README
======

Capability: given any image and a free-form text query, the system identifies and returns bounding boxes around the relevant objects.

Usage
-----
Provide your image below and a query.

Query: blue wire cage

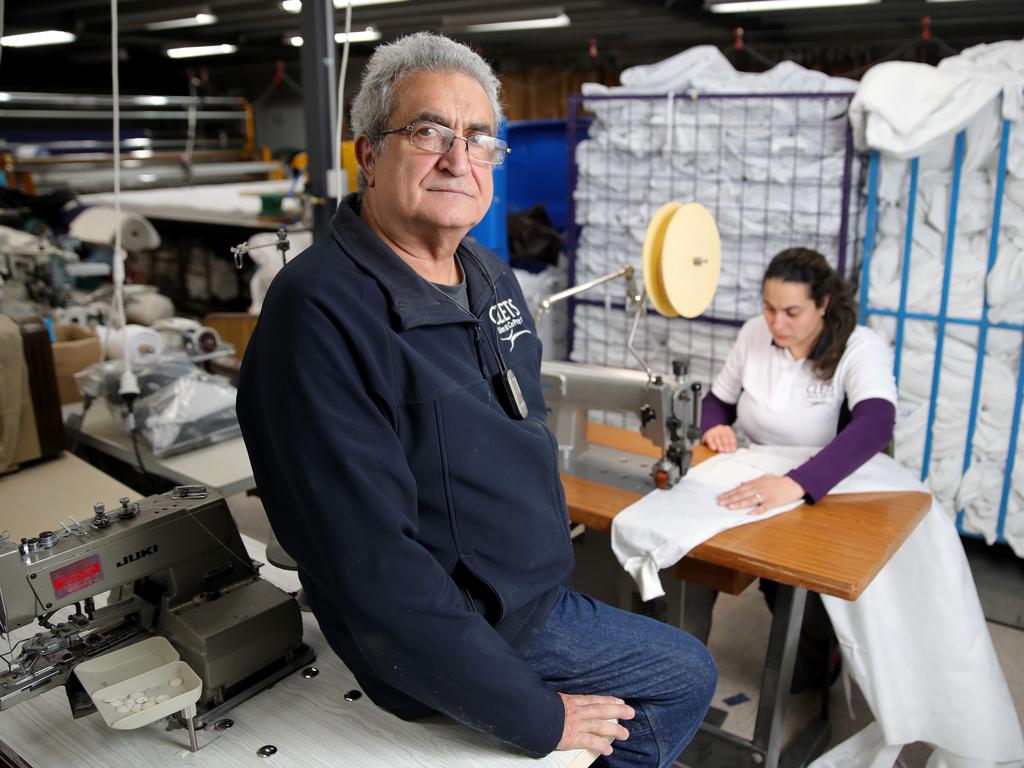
[858,101,1023,550]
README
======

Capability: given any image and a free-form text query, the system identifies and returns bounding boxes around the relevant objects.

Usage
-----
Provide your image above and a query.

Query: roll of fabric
[96,324,164,363]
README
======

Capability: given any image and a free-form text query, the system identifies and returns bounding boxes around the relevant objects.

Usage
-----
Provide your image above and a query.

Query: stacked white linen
[571,46,860,406]
[851,39,1024,554]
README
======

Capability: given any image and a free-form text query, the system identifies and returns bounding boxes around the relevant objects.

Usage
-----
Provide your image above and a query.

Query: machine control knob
[91,502,111,530]
[117,497,138,520]
[23,537,40,554]
[37,531,57,549]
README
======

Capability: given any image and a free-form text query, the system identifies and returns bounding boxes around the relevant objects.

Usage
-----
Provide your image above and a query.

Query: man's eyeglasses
[379,121,511,166]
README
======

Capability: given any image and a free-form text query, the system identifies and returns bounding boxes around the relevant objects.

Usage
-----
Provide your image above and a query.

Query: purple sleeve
[700,390,737,435]
[786,398,896,503]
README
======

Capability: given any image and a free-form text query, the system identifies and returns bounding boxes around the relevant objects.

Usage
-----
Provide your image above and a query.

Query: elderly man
[237,32,714,767]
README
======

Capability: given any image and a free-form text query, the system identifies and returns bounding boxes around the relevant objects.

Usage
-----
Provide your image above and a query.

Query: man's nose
[437,136,472,174]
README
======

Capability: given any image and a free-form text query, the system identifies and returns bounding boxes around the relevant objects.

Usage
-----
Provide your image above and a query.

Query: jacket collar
[330,193,506,330]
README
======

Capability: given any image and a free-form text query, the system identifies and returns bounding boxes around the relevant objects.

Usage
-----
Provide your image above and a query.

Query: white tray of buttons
[74,637,202,730]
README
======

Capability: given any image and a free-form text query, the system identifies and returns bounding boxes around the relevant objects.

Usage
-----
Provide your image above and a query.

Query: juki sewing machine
[0,488,313,730]
[537,202,722,490]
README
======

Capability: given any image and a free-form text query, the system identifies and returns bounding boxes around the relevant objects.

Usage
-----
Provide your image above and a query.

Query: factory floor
[227,492,1024,767]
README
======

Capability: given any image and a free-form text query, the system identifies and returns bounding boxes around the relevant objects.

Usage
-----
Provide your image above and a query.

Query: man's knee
[676,633,717,708]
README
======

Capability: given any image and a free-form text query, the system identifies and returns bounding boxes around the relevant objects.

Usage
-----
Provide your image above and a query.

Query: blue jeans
[518,587,716,768]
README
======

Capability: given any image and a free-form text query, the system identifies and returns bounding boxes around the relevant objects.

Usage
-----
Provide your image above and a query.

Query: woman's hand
[701,425,738,453]
[717,474,806,515]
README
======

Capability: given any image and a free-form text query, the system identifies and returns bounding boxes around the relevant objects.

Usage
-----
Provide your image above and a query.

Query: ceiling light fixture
[444,8,571,33]
[166,43,237,58]
[289,26,382,46]
[281,0,407,13]
[0,30,77,47]
[707,0,878,11]
[145,13,217,31]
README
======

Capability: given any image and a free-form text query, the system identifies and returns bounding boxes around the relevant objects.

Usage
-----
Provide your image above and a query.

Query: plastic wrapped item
[135,367,239,456]
[74,354,196,407]
[73,352,240,456]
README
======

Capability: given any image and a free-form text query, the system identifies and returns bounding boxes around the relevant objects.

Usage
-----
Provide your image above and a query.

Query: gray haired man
[237,32,715,767]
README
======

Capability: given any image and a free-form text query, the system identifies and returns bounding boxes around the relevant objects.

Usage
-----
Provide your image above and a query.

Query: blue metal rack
[858,115,1024,546]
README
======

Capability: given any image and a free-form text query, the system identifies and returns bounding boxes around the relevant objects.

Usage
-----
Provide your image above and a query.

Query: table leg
[751,584,805,767]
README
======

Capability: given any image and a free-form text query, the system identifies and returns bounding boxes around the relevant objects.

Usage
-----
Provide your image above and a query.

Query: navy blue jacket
[236,195,574,756]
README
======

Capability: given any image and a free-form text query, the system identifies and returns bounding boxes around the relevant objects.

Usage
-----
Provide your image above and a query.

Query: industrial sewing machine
[541,359,703,489]
[0,488,313,731]
[537,202,721,490]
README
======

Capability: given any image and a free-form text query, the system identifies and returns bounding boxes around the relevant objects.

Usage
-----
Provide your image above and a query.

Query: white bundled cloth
[851,40,1024,551]
[611,446,1024,768]
[571,45,860,434]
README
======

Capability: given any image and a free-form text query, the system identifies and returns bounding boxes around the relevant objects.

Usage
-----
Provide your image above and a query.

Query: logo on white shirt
[488,298,532,352]
[805,380,837,405]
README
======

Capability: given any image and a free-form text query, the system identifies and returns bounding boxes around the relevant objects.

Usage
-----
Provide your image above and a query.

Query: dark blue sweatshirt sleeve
[786,398,896,503]
[236,279,564,756]
[700,390,737,435]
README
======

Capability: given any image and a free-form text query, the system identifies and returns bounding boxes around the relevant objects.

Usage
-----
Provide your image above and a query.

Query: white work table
[0,502,596,768]
[63,403,255,497]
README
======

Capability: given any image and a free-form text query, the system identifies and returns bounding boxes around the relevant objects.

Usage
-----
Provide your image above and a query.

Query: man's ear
[354,134,376,188]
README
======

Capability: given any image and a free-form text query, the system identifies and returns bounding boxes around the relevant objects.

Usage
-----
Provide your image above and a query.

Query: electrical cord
[333,0,353,205]
[67,394,94,455]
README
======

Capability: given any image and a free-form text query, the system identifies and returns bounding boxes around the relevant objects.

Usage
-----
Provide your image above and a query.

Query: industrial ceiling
[2,0,1022,98]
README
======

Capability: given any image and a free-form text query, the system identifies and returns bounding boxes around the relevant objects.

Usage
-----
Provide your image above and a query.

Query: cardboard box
[52,324,102,404]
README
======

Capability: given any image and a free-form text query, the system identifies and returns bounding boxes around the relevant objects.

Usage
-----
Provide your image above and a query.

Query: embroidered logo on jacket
[488,299,533,351]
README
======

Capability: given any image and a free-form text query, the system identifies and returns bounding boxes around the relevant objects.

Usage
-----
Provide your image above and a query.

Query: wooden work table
[561,422,931,600]
[560,422,932,768]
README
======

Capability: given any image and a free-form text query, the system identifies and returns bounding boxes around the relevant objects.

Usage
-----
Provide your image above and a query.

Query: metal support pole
[300,0,336,240]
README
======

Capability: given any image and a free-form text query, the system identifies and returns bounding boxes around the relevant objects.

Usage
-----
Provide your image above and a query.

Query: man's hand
[556,693,634,756]
[717,473,806,515]
[701,425,738,453]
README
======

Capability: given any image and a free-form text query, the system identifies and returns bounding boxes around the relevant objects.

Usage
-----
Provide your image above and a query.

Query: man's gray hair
[349,32,504,188]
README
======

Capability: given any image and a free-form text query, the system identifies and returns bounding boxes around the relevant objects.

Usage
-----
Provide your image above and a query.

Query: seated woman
[692,247,1023,765]
[698,246,897,690]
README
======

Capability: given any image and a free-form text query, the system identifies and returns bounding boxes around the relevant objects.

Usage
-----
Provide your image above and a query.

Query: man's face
[363,70,495,237]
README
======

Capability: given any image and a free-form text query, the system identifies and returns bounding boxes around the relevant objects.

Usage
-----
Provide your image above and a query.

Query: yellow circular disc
[642,201,682,318]
[660,203,721,319]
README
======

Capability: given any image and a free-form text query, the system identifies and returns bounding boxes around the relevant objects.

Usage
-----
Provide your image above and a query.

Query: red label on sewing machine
[50,555,103,599]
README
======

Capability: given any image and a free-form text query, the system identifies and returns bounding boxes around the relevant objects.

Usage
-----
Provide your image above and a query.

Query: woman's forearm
[786,398,896,503]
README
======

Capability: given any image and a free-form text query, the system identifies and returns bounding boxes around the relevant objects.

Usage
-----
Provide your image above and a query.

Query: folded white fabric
[611,447,810,600]
[849,61,1003,159]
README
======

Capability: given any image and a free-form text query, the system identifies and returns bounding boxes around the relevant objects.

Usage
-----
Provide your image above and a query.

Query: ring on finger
[753,492,762,502]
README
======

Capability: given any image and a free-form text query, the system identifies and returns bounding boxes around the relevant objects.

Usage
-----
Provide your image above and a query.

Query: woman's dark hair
[763,247,857,381]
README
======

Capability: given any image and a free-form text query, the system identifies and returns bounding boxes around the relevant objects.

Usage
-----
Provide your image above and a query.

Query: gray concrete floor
[226,492,1024,767]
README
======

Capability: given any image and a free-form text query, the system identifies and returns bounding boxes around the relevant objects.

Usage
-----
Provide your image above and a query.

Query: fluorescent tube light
[1,30,77,47]
[708,0,877,11]
[145,13,217,31]
[166,43,237,59]
[462,13,570,33]
[289,27,381,46]
[281,0,407,12]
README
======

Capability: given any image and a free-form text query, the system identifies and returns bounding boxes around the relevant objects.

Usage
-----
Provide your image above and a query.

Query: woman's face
[762,278,827,358]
